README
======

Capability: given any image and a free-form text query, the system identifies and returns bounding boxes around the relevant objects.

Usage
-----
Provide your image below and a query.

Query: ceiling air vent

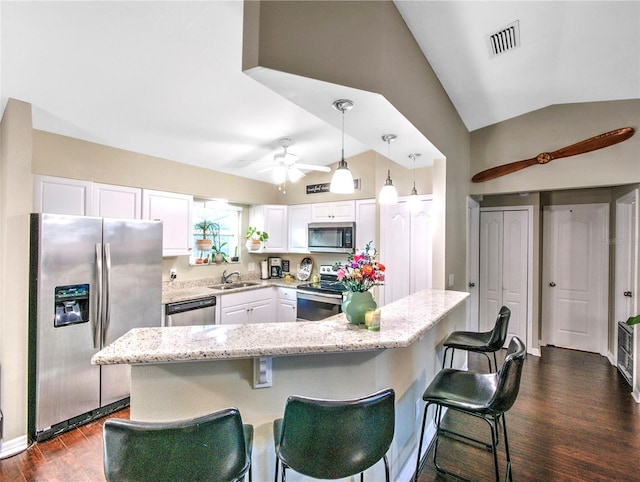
[488,20,520,57]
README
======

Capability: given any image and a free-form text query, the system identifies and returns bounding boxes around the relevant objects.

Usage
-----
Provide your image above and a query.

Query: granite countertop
[162,276,304,304]
[93,289,469,365]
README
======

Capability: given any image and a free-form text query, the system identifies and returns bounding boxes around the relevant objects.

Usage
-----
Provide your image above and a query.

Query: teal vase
[342,291,377,325]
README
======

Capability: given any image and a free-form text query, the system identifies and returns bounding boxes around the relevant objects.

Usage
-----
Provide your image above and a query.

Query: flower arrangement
[333,241,385,292]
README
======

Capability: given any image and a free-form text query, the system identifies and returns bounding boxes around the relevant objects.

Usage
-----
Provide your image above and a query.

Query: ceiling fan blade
[471,127,635,183]
[294,163,331,172]
[287,167,306,182]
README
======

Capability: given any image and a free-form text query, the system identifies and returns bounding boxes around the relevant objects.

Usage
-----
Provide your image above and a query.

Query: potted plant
[194,220,214,253]
[627,314,640,326]
[210,222,230,264]
[245,226,269,251]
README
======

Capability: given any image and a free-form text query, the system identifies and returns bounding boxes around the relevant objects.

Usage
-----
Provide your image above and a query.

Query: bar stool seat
[273,388,395,481]
[415,336,526,482]
[442,306,511,372]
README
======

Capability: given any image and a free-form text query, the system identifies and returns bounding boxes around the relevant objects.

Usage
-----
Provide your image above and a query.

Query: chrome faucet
[221,270,241,284]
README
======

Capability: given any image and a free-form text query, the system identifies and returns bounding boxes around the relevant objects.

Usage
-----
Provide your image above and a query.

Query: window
[191,199,242,265]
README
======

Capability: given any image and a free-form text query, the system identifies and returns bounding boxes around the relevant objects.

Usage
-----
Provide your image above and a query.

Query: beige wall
[244,0,471,294]
[470,100,640,196]
[0,99,34,444]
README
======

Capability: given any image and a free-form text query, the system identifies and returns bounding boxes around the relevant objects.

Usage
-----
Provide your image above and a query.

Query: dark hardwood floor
[416,346,640,482]
[1,346,638,481]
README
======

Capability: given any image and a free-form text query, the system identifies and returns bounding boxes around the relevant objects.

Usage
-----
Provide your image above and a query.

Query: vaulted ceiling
[2,1,637,183]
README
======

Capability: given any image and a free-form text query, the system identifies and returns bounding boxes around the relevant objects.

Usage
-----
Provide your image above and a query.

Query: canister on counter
[365,309,381,331]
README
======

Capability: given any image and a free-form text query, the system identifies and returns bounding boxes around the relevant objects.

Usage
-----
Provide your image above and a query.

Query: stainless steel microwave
[308,222,355,253]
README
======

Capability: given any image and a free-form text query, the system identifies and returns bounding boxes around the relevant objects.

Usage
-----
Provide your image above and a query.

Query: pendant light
[329,99,355,194]
[379,134,398,204]
[407,153,422,212]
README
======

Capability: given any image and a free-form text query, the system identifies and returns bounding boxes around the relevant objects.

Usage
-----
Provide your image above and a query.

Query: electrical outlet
[448,273,455,287]
[169,268,177,280]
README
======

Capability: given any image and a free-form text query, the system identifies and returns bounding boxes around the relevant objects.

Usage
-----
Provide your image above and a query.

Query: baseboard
[0,435,30,459]
[529,347,541,357]
[395,410,440,481]
[607,350,616,366]
[632,388,640,403]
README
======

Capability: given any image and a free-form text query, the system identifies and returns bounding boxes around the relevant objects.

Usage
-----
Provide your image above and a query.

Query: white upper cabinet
[93,183,142,219]
[310,201,355,223]
[250,205,288,253]
[142,189,193,257]
[288,204,311,253]
[33,175,92,215]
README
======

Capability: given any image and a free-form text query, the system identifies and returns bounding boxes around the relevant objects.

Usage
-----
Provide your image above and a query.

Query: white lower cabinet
[275,287,297,322]
[219,288,275,324]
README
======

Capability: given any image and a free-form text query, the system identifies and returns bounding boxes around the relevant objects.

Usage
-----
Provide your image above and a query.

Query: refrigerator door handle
[94,243,103,349]
[103,243,112,346]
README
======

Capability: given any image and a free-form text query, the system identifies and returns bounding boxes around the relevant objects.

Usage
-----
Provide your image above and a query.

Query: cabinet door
[311,201,355,223]
[288,204,311,253]
[249,298,275,323]
[33,175,92,215]
[355,199,376,250]
[220,304,250,325]
[93,183,142,219]
[142,189,193,256]
[331,201,356,222]
[250,205,288,253]
[276,299,297,322]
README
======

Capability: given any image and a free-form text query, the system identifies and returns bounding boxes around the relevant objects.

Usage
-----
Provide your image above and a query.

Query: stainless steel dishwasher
[165,296,216,326]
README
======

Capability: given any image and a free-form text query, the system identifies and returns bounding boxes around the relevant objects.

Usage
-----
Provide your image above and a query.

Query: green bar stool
[273,388,395,482]
[442,306,511,372]
[415,336,526,482]
[103,407,253,482]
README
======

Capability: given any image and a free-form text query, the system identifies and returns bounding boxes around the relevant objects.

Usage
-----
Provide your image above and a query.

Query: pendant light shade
[329,99,355,194]
[379,134,398,204]
[407,153,422,212]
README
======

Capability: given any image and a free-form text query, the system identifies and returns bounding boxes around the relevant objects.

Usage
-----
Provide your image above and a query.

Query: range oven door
[296,290,343,321]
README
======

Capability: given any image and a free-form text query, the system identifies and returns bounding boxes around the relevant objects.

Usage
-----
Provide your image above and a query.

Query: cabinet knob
[549,282,556,287]
[468,282,475,288]
[624,291,633,297]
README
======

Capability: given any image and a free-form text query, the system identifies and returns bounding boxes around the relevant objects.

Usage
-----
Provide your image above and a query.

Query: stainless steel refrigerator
[28,213,162,441]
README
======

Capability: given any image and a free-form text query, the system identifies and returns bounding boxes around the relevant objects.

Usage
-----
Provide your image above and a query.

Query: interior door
[544,204,609,354]
[615,190,638,345]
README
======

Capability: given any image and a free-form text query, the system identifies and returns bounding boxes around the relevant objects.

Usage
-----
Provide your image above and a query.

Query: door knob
[469,282,475,288]
[624,291,633,297]
[549,282,556,287]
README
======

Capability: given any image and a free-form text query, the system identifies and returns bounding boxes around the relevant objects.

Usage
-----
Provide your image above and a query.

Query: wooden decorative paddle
[471,127,635,182]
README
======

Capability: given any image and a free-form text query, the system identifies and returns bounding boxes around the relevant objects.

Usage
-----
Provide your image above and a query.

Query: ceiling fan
[471,127,635,182]
[259,138,331,184]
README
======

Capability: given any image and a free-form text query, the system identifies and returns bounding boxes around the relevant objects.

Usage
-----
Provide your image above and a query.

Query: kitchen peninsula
[93,288,468,481]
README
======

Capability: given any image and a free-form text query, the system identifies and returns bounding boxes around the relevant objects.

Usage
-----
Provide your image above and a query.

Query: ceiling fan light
[273,166,287,184]
[330,160,355,194]
[287,167,305,182]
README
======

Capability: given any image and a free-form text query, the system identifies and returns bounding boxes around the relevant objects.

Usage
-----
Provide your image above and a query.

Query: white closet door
[380,203,411,305]
[479,211,504,332]
[410,199,433,293]
[502,210,529,344]
[479,209,529,346]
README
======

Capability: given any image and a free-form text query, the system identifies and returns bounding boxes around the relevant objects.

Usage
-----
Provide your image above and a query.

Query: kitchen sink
[208,281,262,290]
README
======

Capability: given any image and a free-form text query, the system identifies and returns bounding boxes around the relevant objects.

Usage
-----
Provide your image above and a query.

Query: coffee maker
[268,257,282,278]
